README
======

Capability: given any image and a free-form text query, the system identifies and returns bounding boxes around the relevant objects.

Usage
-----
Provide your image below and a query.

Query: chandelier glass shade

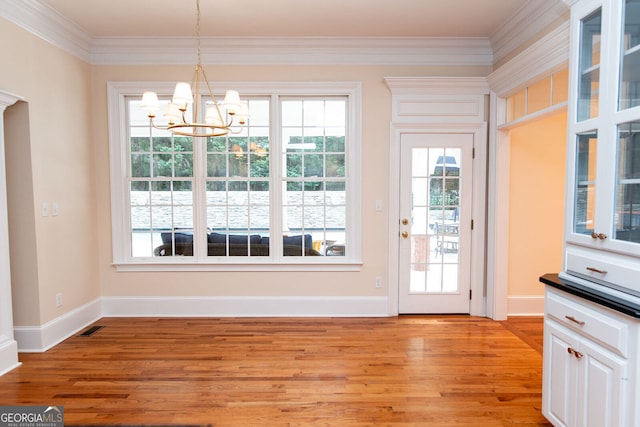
[139,0,249,137]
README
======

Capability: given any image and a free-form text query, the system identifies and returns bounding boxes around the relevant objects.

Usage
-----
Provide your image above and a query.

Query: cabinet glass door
[575,131,598,236]
[578,9,602,121]
[615,121,640,243]
[619,0,640,110]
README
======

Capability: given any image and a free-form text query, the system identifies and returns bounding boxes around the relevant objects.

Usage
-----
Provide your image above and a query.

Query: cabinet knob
[567,347,584,359]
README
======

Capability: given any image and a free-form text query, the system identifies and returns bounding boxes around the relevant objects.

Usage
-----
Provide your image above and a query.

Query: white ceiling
[41,0,530,38]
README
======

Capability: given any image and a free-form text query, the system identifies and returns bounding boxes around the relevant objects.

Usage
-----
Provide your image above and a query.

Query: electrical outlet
[375,276,383,288]
[55,293,63,307]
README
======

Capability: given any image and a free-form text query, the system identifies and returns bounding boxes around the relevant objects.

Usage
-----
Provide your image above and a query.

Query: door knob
[401,231,409,238]
[401,218,409,225]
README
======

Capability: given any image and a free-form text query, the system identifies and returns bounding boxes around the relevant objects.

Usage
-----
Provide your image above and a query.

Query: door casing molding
[385,77,489,316]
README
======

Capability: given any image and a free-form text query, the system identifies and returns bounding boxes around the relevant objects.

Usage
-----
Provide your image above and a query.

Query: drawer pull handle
[565,315,585,326]
[586,266,608,275]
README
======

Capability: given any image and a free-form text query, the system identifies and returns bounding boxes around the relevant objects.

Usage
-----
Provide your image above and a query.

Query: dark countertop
[540,273,640,318]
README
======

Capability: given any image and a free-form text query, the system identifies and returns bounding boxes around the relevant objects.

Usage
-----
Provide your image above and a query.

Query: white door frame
[387,123,487,316]
[384,77,490,317]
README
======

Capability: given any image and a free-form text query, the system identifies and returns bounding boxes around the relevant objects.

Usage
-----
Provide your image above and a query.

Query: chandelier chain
[196,0,202,65]
[139,0,248,137]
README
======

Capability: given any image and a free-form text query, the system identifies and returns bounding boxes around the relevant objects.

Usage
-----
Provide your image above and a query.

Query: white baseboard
[12,296,388,353]
[14,298,102,352]
[102,296,390,317]
[507,295,545,316]
[0,338,20,375]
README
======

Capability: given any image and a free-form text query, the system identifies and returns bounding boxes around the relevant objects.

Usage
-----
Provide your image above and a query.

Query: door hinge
[472,147,475,159]
[471,219,474,230]
[469,289,472,300]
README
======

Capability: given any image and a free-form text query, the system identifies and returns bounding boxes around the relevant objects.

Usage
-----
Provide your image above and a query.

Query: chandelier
[139,0,249,137]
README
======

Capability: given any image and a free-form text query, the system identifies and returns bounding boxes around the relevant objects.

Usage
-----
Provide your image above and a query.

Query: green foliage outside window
[130,134,345,192]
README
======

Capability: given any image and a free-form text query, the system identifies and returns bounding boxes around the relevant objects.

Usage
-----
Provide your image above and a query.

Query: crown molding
[0,0,92,60]
[90,36,493,66]
[1,0,494,66]
[490,0,569,64]
[5,0,575,68]
[488,20,569,97]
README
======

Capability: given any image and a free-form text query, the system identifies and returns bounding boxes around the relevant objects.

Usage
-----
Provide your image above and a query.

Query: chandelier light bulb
[164,103,182,124]
[223,90,241,114]
[173,82,194,106]
[140,92,160,113]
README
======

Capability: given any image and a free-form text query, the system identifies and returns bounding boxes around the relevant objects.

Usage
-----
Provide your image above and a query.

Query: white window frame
[107,81,362,271]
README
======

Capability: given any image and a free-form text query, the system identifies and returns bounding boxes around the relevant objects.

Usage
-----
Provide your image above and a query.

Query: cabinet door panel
[544,321,577,427]
[577,339,628,427]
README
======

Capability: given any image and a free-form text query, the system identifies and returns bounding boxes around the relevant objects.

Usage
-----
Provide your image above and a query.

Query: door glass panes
[574,131,598,236]
[410,148,461,293]
[578,9,602,121]
[620,0,640,110]
[614,121,640,243]
[206,99,270,256]
[282,98,347,257]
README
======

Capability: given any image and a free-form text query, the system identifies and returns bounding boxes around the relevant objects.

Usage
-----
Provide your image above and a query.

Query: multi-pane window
[282,99,347,257]
[109,82,360,267]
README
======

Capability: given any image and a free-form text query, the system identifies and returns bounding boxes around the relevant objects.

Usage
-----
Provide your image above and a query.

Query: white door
[398,132,473,313]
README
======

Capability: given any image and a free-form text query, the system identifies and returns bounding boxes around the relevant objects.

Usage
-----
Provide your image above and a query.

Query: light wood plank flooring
[0,316,550,426]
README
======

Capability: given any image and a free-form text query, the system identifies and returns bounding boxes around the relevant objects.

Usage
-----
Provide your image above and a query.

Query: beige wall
[508,111,567,297]
[91,64,490,298]
[0,18,99,325]
[2,12,565,324]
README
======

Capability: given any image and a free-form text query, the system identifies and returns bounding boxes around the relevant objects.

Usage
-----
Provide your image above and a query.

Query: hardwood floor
[500,316,544,355]
[0,316,550,426]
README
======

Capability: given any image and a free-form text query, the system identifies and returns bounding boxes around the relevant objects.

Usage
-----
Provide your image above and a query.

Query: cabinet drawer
[565,246,640,297]
[546,288,629,357]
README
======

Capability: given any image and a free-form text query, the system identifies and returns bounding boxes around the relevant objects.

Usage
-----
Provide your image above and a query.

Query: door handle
[401,231,409,238]
[401,218,409,225]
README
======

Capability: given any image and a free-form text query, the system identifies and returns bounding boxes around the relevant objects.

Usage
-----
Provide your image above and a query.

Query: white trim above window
[107,81,362,271]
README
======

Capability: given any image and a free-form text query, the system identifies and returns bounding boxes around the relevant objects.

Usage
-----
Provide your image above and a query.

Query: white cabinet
[564,0,640,290]
[545,0,640,424]
[543,287,635,427]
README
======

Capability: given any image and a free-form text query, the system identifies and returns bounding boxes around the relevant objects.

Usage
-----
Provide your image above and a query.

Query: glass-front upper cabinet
[615,121,640,244]
[619,0,640,110]
[567,0,640,255]
[578,8,602,121]
[574,131,598,237]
